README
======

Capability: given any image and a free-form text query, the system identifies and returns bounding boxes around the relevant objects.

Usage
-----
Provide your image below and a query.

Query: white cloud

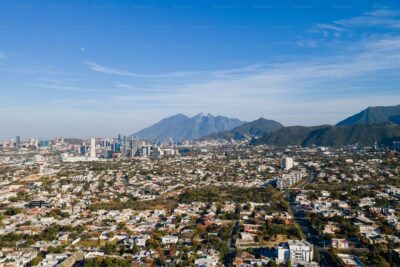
[84,61,195,78]
[366,8,400,17]
[32,83,106,92]
[309,23,347,37]
[4,8,400,138]
[309,8,400,39]
[97,34,400,126]
[38,78,80,83]
[336,8,400,28]
[115,83,143,90]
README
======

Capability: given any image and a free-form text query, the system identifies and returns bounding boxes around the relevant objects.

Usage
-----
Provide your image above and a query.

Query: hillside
[202,118,283,141]
[252,123,400,146]
[337,105,400,126]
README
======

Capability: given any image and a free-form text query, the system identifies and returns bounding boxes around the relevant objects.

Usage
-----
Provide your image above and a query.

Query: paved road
[290,193,337,267]
[223,218,240,265]
[228,220,240,252]
[288,169,338,267]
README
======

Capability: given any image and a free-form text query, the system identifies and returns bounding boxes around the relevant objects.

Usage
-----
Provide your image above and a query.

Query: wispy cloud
[38,78,80,83]
[212,64,264,76]
[32,83,105,92]
[336,7,400,28]
[115,82,168,94]
[309,7,400,39]
[82,35,400,118]
[115,83,141,90]
[84,61,195,78]
[21,7,400,130]
[308,23,347,37]
[100,31,400,126]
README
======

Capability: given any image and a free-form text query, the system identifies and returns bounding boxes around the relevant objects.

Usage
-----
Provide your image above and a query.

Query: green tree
[30,255,43,266]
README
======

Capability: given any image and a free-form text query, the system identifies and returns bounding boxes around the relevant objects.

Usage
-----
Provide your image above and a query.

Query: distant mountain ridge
[252,123,400,147]
[202,118,284,141]
[129,104,400,146]
[250,104,400,147]
[337,105,400,126]
[130,113,245,141]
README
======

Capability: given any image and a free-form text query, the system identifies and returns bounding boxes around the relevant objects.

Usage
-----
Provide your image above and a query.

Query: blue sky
[1,0,400,139]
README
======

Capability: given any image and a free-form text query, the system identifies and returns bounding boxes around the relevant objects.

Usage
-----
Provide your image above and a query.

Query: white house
[195,255,219,266]
[135,235,150,247]
[161,235,179,245]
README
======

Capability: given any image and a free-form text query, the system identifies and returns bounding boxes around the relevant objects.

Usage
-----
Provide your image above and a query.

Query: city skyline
[1,0,400,138]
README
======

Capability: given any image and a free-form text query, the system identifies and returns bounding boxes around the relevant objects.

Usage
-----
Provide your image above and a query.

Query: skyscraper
[90,138,96,159]
[39,140,49,147]
[281,157,294,171]
[15,135,21,146]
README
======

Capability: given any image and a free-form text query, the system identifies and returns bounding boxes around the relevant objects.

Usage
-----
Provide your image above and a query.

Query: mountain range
[251,105,400,147]
[130,104,400,146]
[130,113,244,141]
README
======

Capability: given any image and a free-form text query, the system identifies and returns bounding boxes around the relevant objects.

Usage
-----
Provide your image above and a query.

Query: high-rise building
[39,140,50,147]
[90,138,96,159]
[80,145,87,155]
[276,171,305,190]
[15,135,21,146]
[101,139,109,147]
[281,157,294,171]
[29,138,36,146]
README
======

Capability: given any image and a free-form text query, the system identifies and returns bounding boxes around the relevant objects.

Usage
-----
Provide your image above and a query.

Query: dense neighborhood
[0,138,399,266]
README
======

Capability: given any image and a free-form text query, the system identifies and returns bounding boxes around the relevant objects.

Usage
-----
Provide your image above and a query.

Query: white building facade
[276,171,306,190]
[281,157,294,171]
[90,138,96,159]
[277,240,313,263]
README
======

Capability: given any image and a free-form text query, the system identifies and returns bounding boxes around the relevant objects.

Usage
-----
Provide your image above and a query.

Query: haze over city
[1,0,400,138]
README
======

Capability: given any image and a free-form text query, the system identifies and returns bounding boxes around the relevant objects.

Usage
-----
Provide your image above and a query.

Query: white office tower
[90,138,96,159]
[29,138,34,146]
[281,157,294,171]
